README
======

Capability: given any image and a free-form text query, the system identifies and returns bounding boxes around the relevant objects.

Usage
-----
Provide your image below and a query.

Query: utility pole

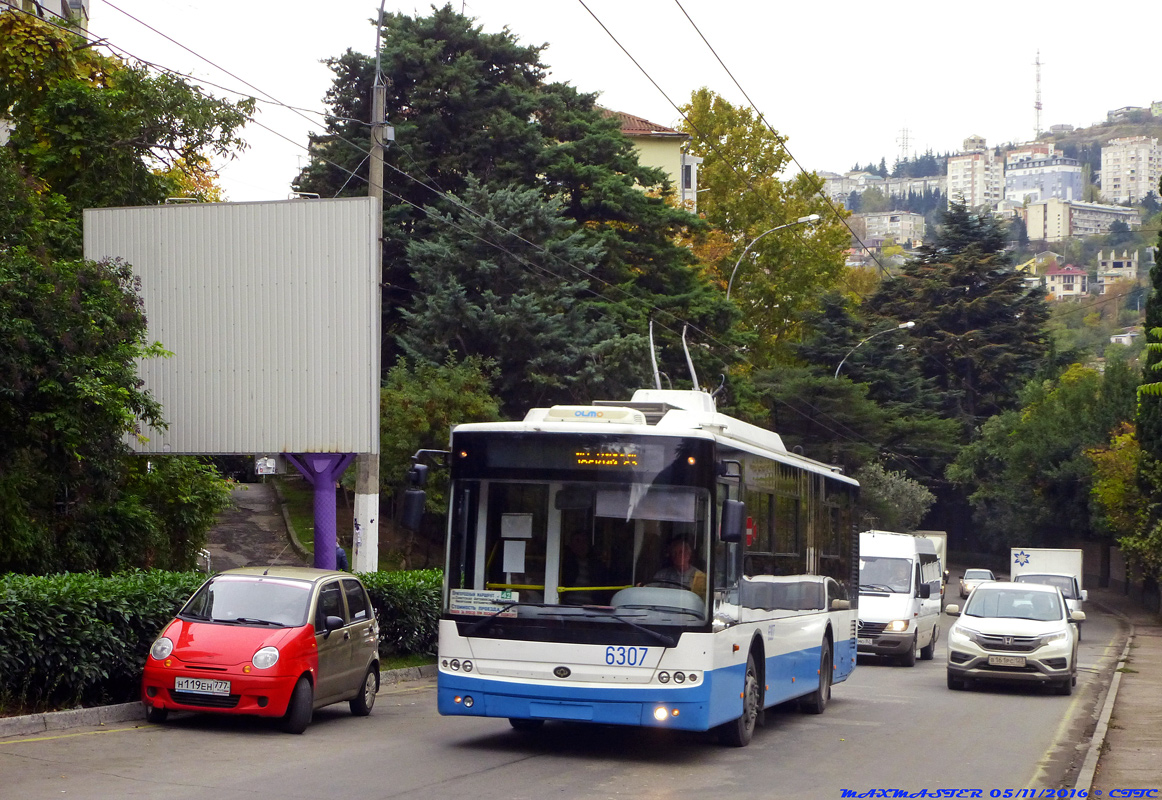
[354,5,390,573]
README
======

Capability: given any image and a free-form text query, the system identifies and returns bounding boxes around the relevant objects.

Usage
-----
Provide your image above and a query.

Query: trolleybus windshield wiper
[581,606,678,647]
[462,602,679,646]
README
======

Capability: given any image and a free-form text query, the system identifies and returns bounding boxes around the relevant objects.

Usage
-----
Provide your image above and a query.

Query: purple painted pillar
[285,453,355,570]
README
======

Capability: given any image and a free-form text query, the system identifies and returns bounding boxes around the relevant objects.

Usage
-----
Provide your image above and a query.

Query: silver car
[959,568,996,598]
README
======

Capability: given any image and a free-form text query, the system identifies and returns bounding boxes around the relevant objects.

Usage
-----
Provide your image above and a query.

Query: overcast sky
[87,0,1162,203]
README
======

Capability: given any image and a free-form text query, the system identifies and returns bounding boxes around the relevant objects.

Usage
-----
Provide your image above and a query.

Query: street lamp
[725,214,822,299]
[834,321,916,379]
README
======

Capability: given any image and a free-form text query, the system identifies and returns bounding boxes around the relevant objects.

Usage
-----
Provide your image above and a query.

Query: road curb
[0,663,437,739]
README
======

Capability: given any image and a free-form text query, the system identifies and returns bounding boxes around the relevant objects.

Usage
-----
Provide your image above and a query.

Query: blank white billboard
[83,197,380,455]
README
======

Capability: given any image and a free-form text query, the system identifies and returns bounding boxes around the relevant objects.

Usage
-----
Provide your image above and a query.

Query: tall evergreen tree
[397,180,649,415]
[295,5,732,384]
[868,201,1051,431]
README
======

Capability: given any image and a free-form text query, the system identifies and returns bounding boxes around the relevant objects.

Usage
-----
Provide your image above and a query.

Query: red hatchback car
[142,567,380,733]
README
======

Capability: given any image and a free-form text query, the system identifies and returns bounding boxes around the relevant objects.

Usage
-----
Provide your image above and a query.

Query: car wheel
[281,677,314,734]
[799,639,832,714]
[947,671,965,691]
[899,635,918,667]
[509,718,545,731]
[144,704,168,724]
[719,652,760,747]
[350,666,378,716]
[920,627,937,661]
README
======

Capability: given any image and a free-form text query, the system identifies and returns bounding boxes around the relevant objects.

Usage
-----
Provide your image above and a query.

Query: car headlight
[252,646,280,670]
[1039,631,1068,647]
[884,619,910,633]
[949,625,979,646]
[150,637,174,660]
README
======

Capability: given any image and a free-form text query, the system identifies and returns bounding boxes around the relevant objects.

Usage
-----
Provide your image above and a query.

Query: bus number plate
[605,646,647,666]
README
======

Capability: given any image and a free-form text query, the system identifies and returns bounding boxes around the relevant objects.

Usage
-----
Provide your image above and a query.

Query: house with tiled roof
[1042,264,1089,300]
[603,109,702,212]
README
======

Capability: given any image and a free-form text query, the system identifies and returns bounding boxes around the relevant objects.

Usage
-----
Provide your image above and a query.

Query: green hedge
[0,568,443,713]
[360,568,442,656]
[0,570,205,711]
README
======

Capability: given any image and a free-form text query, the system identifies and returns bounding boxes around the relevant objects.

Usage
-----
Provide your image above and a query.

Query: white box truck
[1010,548,1086,637]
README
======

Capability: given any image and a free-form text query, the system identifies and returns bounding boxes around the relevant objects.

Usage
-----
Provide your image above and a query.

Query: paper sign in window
[501,513,534,539]
[503,540,527,573]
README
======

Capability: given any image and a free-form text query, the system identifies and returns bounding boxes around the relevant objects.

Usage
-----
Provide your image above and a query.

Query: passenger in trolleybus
[559,530,610,605]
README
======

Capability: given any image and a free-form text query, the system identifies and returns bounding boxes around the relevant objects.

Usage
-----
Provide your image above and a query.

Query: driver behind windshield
[651,534,706,595]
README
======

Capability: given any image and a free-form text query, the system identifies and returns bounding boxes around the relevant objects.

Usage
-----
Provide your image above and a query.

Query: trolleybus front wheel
[718,652,759,747]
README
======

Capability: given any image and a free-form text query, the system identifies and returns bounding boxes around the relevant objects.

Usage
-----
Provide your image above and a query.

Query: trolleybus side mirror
[400,463,430,532]
[401,489,426,532]
[720,499,745,543]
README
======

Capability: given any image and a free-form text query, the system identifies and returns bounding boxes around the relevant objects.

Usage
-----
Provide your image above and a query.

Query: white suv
[945,582,1083,695]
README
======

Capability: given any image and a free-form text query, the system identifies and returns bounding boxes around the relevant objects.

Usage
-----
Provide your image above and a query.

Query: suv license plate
[175,677,231,695]
[987,655,1026,668]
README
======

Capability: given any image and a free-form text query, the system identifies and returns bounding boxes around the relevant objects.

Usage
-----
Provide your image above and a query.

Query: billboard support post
[286,453,356,570]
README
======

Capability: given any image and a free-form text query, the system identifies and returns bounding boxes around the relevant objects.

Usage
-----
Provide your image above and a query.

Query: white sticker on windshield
[449,589,519,617]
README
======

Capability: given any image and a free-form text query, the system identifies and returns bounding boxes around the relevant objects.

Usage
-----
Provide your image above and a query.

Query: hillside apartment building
[1101,136,1161,205]
[1023,198,1140,242]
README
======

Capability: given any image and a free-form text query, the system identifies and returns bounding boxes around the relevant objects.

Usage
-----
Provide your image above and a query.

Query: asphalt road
[0,595,1118,800]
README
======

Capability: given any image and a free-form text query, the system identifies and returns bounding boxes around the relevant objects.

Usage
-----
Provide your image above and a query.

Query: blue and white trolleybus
[407,388,859,746]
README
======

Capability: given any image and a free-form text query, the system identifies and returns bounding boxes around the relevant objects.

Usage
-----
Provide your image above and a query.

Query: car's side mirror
[1080,589,1089,601]
[830,599,851,611]
[1070,610,1086,623]
[945,605,960,616]
[321,614,345,638]
[918,583,931,599]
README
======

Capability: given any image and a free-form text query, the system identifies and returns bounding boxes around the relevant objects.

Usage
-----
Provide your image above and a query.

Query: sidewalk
[1085,587,1162,793]
[202,481,308,572]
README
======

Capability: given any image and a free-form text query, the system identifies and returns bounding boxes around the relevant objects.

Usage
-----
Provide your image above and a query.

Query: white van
[857,530,943,666]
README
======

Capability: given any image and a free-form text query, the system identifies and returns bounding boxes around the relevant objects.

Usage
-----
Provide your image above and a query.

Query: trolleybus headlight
[673,672,685,684]
[450,659,461,670]
[687,672,698,683]
[463,696,474,708]
[657,671,670,683]
[885,619,910,633]
[462,660,473,672]
[653,707,669,721]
